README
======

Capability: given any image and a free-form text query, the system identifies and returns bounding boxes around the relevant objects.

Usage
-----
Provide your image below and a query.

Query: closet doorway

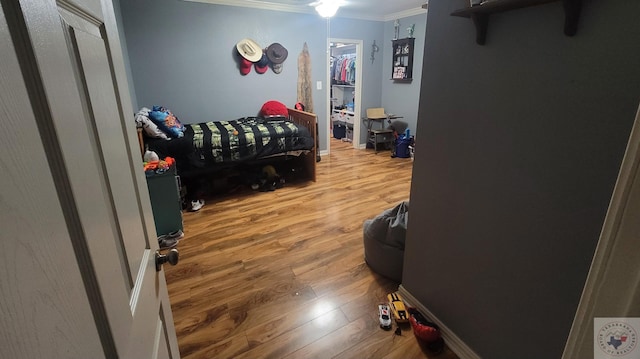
[327,38,363,153]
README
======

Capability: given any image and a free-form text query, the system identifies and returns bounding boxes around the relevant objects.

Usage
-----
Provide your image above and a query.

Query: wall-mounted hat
[272,63,284,74]
[239,57,252,75]
[267,43,288,74]
[266,43,288,64]
[236,38,263,62]
[255,53,269,74]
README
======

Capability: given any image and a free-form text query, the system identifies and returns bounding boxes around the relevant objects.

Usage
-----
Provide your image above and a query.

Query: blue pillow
[149,106,184,138]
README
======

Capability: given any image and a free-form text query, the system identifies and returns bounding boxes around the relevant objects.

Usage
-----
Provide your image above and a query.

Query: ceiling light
[315,0,339,18]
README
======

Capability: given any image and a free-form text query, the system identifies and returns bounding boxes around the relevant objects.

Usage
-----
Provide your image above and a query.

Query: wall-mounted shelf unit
[451,0,582,45]
[391,38,415,82]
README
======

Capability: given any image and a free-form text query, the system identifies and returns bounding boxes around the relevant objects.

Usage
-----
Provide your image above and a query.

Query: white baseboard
[398,285,482,359]
[321,144,366,155]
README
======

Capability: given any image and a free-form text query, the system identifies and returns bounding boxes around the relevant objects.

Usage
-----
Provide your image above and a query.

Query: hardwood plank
[382,338,460,359]
[164,139,458,359]
[183,334,250,359]
[237,308,349,359]
[339,283,398,322]
[331,313,413,359]
[282,314,371,359]
[227,285,318,334]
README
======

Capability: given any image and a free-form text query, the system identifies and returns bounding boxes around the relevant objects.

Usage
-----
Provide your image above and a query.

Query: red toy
[143,156,175,172]
[408,307,441,343]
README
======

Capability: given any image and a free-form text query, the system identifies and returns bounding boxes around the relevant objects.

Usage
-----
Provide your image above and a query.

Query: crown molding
[183,0,426,22]
[383,7,427,22]
[183,0,316,15]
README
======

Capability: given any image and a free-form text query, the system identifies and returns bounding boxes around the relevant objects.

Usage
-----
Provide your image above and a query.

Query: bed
[138,108,317,183]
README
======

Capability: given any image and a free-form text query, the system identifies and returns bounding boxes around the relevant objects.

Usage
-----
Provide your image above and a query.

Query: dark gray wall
[403,1,640,358]
[382,13,427,137]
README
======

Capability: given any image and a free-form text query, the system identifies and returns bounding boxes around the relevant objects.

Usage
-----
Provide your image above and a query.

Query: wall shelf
[451,0,582,45]
[391,38,415,82]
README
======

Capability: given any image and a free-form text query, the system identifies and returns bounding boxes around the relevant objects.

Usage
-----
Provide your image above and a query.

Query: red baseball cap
[239,57,252,75]
[255,53,269,74]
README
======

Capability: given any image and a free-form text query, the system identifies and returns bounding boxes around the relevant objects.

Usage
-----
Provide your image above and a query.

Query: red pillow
[260,100,288,117]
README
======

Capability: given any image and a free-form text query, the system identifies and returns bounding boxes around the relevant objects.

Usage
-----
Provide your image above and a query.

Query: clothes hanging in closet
[332,54,356,85]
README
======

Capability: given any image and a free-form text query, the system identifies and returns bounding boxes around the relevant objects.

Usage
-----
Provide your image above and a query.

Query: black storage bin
[333,123,346,139]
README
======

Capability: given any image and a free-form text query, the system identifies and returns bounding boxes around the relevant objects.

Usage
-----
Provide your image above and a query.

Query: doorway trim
[562,103,640,358]
[326,38,363,154]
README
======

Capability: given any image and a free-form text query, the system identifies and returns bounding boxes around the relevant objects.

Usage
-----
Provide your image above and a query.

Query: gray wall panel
[403,0,640,358]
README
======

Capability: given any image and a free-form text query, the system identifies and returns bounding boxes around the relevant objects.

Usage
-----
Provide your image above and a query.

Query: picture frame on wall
[393,66,405,79]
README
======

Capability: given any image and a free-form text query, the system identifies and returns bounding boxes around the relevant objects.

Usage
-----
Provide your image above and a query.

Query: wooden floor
[165,139,459,359]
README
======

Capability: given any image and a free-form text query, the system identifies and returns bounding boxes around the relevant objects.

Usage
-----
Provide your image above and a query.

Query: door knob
[155,248,179,271]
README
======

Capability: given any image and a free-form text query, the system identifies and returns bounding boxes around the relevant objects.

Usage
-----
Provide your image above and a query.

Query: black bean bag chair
[363,200,409,282]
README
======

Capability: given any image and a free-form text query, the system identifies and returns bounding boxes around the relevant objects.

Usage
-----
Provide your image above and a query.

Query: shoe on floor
[157,230,184,249]
[163,229,184,240]
[158,237,180,249]
[190,199,204,211]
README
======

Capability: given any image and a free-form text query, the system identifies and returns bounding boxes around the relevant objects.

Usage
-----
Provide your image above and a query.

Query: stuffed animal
[143,147,159,162]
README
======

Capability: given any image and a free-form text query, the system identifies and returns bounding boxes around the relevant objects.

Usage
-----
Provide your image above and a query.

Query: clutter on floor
[377,291,445,354]
[388,292,409,323]
[252,165,285,192]
[158,229,184,249]
[408,307,444,353]
[378,304,392,330]
[189,199,205,212]
[391,130,414,159]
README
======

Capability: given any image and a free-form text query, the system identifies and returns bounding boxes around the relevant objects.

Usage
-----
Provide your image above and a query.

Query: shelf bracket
[471,13,489,45]
[562,0,581,36]
[451,0,583,45]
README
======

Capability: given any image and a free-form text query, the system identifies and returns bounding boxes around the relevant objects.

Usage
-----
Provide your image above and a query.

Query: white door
[0,0,179,358]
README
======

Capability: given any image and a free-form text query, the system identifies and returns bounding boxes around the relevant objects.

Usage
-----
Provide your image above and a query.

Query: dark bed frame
[137,108,317,183]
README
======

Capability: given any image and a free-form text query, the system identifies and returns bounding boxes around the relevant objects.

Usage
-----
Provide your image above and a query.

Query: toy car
[378,304,392,330]
[388,292,409,323]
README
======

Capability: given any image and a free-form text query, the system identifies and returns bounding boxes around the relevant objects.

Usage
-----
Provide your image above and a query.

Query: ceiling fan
[309,0,343,17]
[248,0,344,17]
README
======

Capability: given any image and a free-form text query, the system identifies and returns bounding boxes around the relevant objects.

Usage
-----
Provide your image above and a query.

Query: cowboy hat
[236,38,263,62]
[266,43,288,64]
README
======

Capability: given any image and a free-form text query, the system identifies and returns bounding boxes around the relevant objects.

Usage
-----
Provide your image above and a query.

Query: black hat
[266,43,288,64]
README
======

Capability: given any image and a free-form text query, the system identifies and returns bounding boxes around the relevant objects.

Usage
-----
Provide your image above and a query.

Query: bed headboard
[287,108,317,182]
